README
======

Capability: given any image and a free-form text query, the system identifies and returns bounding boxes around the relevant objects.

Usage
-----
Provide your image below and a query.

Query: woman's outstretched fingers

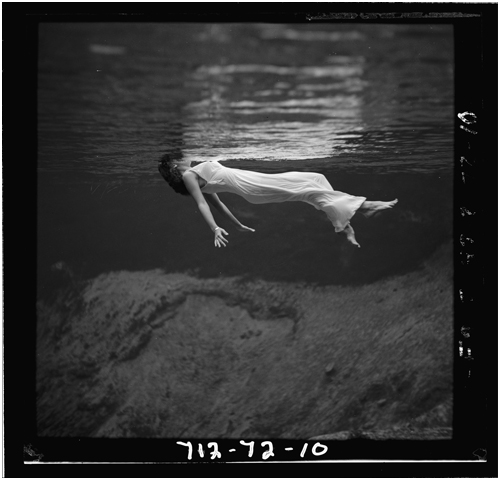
[238,224,256,232]
[214,228,229,247]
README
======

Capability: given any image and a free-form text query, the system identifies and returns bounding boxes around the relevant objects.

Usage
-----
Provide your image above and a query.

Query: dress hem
[333,196,367,232]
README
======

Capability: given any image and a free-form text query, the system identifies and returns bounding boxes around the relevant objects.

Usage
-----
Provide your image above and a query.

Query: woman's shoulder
[190,160,222,171]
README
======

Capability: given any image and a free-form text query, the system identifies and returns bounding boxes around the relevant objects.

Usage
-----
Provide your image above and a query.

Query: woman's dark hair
[158,154,190,196]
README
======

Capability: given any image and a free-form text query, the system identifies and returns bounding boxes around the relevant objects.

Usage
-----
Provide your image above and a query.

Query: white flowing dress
[189,161,366,232]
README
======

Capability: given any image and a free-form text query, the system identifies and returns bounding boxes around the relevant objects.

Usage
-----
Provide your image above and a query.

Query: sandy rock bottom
[37,242,453,439]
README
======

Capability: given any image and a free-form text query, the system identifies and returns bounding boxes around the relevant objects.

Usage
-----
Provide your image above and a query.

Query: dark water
[37,23,454,296]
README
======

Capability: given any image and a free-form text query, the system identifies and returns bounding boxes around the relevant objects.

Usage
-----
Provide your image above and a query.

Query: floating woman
[158,154,397,248]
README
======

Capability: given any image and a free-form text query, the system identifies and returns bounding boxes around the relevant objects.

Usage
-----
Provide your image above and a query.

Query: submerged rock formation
[37,243,453,439]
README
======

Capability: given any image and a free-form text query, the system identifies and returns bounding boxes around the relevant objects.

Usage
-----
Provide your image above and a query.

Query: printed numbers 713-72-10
[176,441,328,461]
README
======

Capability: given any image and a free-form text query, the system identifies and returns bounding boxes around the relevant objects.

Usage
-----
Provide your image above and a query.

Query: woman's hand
[214,227,229,247]
[236,224,256,233]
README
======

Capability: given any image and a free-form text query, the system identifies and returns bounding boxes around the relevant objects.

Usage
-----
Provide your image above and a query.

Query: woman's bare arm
[183,172,229,247]
[205,193,255,232]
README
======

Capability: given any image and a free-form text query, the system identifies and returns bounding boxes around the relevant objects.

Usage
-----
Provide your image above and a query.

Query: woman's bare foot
[360,199,398,218]
[341,223,360,248]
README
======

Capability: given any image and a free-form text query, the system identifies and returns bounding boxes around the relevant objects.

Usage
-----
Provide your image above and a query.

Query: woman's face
[173,158,192,169]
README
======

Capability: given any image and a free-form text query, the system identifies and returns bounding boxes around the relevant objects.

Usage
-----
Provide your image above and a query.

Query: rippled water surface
[39,23,453,176]
[37,23,454,291]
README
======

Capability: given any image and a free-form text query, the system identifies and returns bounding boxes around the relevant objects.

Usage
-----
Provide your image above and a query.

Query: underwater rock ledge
[310,426,453,441]
[37,242,453,439]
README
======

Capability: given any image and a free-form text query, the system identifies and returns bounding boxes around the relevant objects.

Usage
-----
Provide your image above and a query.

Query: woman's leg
[305,190,365,247]
[337,199,397,247]
[338,222,360,248]
[358,199,398,218]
